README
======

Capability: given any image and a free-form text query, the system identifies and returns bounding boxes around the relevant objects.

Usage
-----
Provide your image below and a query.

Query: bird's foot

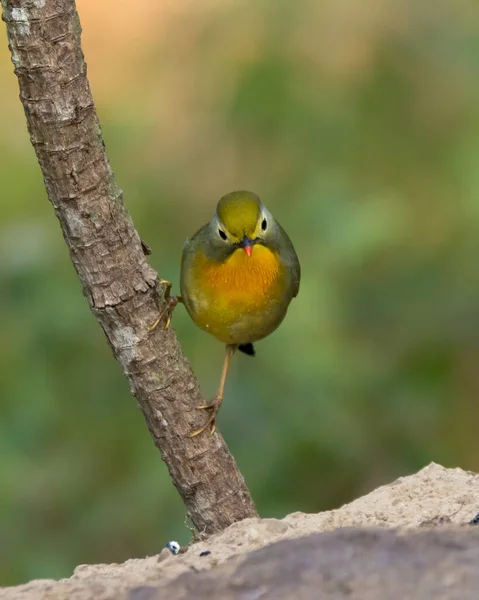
[149,280,180,331]
[189,397,222,438]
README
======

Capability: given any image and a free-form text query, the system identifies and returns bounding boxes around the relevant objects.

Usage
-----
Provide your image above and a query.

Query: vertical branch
[1,0,257,533]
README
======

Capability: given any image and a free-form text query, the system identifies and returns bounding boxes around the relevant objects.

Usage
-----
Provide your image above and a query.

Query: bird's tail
[238,343,255,356]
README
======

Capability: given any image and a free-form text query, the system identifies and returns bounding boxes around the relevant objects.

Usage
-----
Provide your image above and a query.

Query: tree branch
[1,0,257,533]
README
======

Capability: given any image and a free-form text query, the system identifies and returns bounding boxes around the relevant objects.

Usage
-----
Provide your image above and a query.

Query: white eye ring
[261,217,267,231]
[218,228,227,241]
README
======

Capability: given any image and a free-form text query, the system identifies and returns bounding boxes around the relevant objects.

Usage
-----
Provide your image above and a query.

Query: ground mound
[2,463,478,599]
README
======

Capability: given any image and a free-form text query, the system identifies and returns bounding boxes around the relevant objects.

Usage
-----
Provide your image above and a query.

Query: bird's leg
[149,280,182,331]
[189,344,237,437]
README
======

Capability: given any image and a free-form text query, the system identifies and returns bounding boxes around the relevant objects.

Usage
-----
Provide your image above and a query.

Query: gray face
[202,206,282,263]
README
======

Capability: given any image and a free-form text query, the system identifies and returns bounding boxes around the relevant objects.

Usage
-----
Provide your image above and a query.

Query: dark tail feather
[238,343,255,357]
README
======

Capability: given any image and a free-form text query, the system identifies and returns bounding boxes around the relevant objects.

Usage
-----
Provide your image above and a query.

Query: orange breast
[201,244,281,309]
[183,244,288,344]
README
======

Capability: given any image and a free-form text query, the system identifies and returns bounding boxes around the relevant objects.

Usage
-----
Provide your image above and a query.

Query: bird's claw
[149,280,178,332]
[188,403,219,437]
[149,312,172,332]
[188,422,216,438]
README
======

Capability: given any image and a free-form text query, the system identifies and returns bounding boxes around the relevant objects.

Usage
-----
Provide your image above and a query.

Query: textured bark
[1,0,257,533]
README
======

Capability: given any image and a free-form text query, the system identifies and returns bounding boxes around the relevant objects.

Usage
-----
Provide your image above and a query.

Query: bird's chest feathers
[199,245,281,308]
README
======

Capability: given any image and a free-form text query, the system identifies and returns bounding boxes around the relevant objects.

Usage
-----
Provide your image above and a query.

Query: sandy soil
[1,463,478,599]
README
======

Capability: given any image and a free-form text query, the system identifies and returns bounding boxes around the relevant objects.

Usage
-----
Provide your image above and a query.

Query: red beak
[241,236,253,256]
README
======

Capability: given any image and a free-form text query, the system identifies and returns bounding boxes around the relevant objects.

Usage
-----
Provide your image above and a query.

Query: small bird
[151,191,300,436]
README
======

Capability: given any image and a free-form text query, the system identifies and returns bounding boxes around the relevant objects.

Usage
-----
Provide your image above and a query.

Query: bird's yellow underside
[187,244,285,343]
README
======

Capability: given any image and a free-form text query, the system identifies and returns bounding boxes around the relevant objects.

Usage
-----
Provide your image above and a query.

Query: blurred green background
[1,0,479,586]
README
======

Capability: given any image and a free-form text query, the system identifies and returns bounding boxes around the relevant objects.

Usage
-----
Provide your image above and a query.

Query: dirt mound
[1,463,478,599]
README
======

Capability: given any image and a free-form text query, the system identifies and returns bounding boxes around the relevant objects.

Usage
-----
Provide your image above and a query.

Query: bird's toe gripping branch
[189,397,223,438]
[150,280,182,331]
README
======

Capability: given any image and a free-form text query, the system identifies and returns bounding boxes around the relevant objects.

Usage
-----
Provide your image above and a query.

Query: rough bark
[1,0,257,533]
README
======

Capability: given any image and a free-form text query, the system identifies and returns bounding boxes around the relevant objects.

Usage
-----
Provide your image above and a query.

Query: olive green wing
[179,224,209,298]
[277,222,301,298]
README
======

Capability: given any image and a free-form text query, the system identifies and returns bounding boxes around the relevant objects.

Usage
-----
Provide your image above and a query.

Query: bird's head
[204,191,279,261]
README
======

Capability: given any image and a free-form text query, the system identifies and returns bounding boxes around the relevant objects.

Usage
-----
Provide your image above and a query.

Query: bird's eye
[218,229,227,241]
[261,218,267,231]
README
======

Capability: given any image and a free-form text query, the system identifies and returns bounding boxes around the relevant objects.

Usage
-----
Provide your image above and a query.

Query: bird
[150,191,300,436]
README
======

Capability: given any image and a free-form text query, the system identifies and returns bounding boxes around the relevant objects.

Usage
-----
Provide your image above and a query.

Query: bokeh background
[1,0,479,586]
